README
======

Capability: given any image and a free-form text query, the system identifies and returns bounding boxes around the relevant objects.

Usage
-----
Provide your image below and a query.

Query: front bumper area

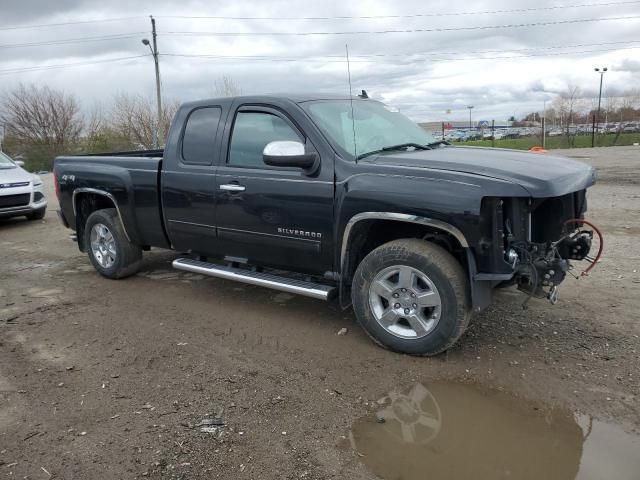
[0,183,47,219]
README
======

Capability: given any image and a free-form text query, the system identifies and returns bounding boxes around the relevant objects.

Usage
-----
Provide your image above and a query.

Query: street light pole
[542,99,547,149]
[142,16,163,149]
[467,105,474,130]
[592,66,607,147]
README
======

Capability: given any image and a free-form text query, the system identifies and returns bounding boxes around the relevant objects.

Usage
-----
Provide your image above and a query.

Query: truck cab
[161,96,335,275]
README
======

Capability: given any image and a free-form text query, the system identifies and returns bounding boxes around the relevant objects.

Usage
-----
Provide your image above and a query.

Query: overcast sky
[1,0,639,122]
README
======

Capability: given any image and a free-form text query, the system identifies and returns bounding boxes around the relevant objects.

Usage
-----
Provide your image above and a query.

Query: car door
[215,103,334,275]
[161,104,226,254]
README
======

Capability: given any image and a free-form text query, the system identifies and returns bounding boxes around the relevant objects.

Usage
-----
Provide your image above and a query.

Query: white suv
[0,151,47,220]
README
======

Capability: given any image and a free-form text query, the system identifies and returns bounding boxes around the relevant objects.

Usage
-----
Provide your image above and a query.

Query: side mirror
[263,141,318,173]
[15,160,25,168]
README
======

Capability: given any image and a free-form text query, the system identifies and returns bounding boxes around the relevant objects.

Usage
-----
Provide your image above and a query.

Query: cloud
[617,58,640,72]
[1,0,639,121]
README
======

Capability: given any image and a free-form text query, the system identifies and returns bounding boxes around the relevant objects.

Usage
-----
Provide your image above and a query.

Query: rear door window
[182,107,222,165]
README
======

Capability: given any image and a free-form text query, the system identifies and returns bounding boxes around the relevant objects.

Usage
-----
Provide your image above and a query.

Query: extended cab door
[214,102,335,275]
[161,103,228,254]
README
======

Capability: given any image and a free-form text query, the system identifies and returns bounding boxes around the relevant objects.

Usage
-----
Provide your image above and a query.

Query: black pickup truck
[54,94,597,356]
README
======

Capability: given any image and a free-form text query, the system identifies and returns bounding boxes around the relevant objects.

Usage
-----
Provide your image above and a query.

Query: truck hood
[363,146,596,197]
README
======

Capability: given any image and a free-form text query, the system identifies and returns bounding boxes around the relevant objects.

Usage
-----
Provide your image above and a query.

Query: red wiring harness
[563,219,603,276]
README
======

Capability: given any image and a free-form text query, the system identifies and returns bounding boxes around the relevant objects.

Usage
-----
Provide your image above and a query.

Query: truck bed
[54,154,169,249]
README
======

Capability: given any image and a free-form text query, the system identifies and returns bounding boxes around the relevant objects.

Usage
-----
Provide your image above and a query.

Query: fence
[428,119,640,150]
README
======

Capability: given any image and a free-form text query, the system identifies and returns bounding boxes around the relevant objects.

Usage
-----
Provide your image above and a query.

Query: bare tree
[109,93,178,149]
[604,94,620,124]
[214,75,242,97]
[551,85,584,146]
[85,102,105,139]
[545,107,557,128]
[619,89,640,121]
[0,84,84,169]
[82,101,129,153]
[0,84,83,150]
[631,89,640,109]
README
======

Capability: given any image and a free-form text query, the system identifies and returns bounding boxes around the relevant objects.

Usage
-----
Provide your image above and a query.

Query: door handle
[220,184,246,192]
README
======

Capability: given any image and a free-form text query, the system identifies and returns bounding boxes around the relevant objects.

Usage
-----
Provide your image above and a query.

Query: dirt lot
[1,146,639,479]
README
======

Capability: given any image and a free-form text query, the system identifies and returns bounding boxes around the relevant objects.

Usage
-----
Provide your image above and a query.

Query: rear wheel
[352,239,471,356]
[84,208,142,279]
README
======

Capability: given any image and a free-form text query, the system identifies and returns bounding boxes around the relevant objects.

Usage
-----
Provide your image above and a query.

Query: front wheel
[352,239,471,356]
[84,208,142,279]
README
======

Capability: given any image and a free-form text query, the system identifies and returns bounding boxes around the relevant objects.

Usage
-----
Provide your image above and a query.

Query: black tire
[352,239,471,356]
[26,207,46,220]
[84,208,142,279]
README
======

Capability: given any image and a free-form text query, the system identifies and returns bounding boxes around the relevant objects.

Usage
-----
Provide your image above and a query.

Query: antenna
[345,44,357,159]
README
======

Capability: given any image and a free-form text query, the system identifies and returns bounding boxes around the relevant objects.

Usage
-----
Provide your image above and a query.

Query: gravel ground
[1,145,639,479]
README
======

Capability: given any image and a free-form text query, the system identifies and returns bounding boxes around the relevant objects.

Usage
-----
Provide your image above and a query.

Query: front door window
[228,112,302,168]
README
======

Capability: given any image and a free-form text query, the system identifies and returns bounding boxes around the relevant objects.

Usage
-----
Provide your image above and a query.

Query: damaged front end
[511,220,598,306]
[477,191,602,307]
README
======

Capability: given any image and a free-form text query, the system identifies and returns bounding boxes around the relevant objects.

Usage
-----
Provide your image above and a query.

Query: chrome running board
[172,258,336,301]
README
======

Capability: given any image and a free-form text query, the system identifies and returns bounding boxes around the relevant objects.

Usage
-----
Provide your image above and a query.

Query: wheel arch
[338,212,475,310]
[73,188,133,252]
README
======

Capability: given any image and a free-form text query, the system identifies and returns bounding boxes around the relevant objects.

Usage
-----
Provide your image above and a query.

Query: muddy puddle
[350,382,640,480]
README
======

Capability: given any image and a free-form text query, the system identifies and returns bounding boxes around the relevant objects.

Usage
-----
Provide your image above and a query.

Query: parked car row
[443,127,540,141]
[439,122,640,142]
[554,123,640,135]
[619,122,640,133]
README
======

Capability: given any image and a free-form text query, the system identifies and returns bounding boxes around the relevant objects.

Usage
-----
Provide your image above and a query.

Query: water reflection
[350,382,640,480]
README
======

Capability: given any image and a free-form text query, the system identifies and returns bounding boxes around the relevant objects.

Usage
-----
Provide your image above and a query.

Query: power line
[2,16,637,52]
[161,40,640,61]
[2,32,637,53]
[0,0,636,31]
[160,53,367,63]
[0,33,146,49]
[166,15,640,36]
[0,55,149,75]
[353,40,640,57]
[418,45,640,62]
[0,44,637,76]
[0,16,144,31]
[160,1,640,20]
[161,45,640,63]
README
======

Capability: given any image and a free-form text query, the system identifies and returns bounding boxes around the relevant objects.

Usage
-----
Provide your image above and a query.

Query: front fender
[335,173,479,270]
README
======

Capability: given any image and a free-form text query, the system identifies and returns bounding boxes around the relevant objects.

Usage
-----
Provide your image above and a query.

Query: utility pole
[467,105,474,131]
[592,66,607,147]
[142,16,163,148]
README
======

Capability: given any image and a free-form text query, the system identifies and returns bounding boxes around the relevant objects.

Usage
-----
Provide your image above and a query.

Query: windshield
[0,151,16,169]
[301,99,436,159]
